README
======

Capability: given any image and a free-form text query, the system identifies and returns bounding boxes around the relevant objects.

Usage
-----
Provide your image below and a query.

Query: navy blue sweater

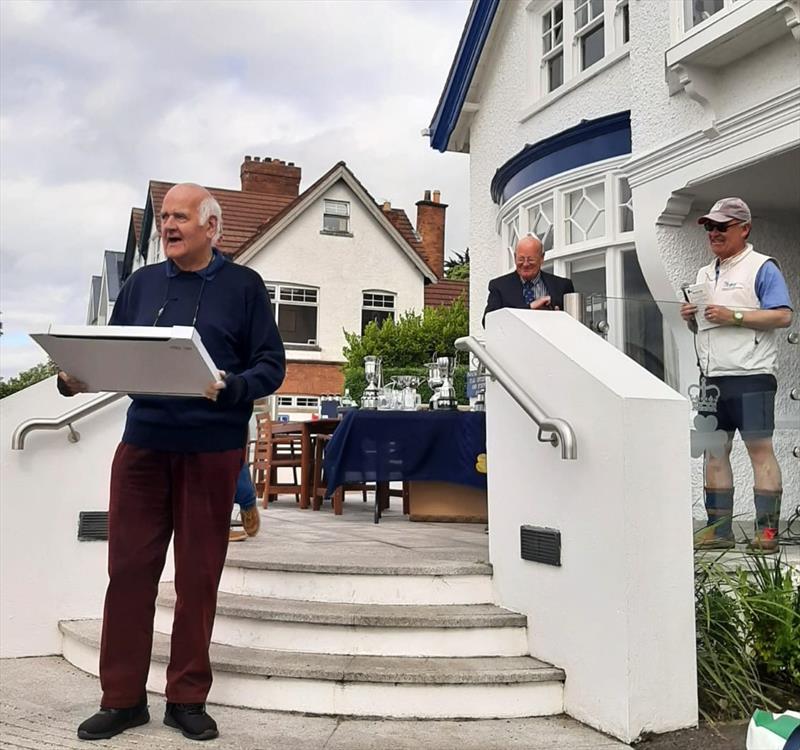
[106,250,285,452]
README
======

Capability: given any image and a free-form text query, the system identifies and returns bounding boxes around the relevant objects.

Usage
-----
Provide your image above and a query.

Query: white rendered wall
[484,309,696,743]
[245,181,425,364]
[0,377,174,657]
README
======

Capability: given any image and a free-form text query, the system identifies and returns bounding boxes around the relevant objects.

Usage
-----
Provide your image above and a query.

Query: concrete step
[60,619,565,719]
[155,585,530,657]
[219,555,494,605]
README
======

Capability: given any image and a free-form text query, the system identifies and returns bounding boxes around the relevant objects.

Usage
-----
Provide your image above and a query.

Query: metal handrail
[11,392,126,450]
[456,336,577,460]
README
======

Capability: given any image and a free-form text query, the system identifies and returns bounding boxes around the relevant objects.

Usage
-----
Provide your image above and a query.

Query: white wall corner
[666,63,720,139]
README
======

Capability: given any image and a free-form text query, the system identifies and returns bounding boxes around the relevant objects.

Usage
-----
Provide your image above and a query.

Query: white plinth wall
[484,309,697,743]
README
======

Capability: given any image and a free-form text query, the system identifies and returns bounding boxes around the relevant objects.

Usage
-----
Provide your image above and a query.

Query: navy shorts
[700,374,777,440]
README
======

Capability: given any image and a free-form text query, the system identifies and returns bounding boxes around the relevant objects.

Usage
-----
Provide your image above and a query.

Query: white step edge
[219,567,494,605]
[154,604,529,657]
[62,626,564,720]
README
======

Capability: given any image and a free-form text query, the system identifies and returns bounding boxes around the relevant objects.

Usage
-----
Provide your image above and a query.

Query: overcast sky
[0,0,471,380]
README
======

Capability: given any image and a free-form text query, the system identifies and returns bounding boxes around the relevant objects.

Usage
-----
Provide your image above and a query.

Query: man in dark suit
[483,234,575,326]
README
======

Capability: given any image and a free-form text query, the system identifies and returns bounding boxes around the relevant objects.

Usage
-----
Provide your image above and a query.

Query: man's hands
[702,305,734,325]
[204,371,227,401]
[58,371,88,396]
[530,296,552,310]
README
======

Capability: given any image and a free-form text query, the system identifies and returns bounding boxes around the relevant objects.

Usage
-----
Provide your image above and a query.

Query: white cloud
[0,0,472,380]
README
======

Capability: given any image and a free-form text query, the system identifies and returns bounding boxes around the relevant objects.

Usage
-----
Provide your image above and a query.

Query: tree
[0,361,58,399]
[444,249,469,280]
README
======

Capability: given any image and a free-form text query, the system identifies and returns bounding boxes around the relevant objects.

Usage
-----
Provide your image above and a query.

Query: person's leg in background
[229,462,260,542]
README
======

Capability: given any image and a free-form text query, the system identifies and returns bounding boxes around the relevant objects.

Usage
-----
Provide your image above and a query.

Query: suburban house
[85,250,124,326]
[106,156,467,408]
[427,0,799,519]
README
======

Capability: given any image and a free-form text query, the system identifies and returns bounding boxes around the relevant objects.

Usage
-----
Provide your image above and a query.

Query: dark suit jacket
[482,270,575,326]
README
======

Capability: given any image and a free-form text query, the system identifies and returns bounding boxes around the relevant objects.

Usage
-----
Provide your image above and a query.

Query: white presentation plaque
[30,325,221,397]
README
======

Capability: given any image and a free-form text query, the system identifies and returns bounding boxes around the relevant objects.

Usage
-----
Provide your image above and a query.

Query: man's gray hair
[198,195,223,243]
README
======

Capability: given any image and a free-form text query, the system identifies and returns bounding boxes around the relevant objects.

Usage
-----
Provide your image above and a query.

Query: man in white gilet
[680,197,793,554]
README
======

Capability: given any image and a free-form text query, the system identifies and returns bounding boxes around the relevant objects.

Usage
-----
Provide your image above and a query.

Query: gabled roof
[148,181,295,256]
[428,0,501,153]
[235,162,438,283]
[424,279,468,308]
[103,251,125,302]
[87,275,102,324]
[131,208,144,248]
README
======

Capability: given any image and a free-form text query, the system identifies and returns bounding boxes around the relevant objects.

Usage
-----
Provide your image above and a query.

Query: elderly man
[59,183,286,741]
[680,197,792,554]
[483,234,574,325]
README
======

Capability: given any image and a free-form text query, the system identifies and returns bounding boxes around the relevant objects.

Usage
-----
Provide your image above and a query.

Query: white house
[85,250,125,326]
[115,156,466,410]
[427,0,799,519]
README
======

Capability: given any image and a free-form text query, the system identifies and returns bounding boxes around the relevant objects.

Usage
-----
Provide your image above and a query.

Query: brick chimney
[240,156,301,199]
[415,189,447,279]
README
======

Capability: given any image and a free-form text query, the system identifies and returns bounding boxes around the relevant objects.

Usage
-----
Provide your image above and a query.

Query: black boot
[77,698,149,740]
[164,702,219,741]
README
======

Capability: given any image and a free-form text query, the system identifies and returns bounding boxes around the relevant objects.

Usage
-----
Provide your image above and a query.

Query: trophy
[435,356,458,410]
[361,355,382,409]
[426,359,443,410]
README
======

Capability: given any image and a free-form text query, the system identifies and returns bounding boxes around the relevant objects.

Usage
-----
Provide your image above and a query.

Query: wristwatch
[732,310,744,326]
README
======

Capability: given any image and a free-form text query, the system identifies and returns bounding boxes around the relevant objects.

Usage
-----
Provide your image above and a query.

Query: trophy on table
[361,355,383,409]
[426,359,443,410]
[435,356,458,410]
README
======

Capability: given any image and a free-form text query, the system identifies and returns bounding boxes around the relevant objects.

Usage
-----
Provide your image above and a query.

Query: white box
[30,325,220,397]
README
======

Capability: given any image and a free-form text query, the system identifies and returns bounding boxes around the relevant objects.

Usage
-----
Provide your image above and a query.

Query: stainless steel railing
[455,336,577,460]
[11,392,126,450]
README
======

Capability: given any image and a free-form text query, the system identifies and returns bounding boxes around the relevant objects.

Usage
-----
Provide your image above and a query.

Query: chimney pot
[382,200,391,211]
[244,155,252,162]
[424,190,432,201]
[254,156,261,162]
[433,190,441,203]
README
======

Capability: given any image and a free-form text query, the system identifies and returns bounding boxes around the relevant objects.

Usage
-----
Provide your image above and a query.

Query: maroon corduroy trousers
[99,443,242,708]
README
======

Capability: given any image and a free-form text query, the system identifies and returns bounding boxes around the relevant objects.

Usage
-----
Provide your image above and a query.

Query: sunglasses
[703,221,742,233]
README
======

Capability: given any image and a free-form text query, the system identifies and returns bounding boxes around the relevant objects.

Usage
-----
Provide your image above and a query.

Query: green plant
[444,249,470,280]
[695,552,800,721]
[0,360,58,399]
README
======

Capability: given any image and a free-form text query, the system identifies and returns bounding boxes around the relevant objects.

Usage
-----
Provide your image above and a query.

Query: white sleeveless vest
[694,245,779,377]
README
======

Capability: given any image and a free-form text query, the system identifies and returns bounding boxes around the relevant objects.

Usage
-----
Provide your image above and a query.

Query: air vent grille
[520,525,561,566]
[78,511,109,541]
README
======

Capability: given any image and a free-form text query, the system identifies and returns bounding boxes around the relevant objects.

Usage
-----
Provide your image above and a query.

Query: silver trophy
[435,356,458,410]
[361,355,383,409]
[426,359,443,410]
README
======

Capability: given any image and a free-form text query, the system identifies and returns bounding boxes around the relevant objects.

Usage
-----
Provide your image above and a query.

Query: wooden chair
[253,416,303,507]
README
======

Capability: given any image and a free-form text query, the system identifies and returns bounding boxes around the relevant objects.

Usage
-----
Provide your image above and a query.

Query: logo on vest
[721,280,744,291]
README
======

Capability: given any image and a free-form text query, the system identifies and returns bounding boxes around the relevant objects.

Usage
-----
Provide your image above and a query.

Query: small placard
[466,371,487,399]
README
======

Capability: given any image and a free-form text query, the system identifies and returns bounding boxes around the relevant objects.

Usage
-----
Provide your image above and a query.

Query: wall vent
[78,511,109,541]
[520,525,561,566]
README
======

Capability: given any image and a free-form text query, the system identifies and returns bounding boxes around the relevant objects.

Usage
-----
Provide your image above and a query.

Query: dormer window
[323,200,350,234]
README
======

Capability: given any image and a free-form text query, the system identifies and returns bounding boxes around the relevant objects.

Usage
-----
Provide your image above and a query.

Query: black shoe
[77,699,149,740]
[164,702,219,741]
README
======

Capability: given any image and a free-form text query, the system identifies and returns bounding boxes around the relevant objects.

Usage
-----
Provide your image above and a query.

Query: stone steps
[60,619,565,719]
[155,584,530,657]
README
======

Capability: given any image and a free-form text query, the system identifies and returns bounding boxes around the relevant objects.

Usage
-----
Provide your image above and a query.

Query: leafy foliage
[0,361,58,399]
[341,300,470,404]
[444,249,469,280]
[695,552,800,721]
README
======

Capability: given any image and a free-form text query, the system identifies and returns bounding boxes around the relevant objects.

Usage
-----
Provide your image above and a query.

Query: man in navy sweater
[59,183,285,741]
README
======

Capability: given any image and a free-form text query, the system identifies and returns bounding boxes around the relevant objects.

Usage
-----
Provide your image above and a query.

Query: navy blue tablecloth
[322,410,487,492]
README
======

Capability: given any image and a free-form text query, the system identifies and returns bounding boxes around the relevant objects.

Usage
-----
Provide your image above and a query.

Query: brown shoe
[241,506,261,537]
[229,529,248,542]
[746,529,779,555]
[693,527,735,551]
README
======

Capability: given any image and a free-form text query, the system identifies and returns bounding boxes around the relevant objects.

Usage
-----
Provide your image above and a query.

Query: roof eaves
[428,0,500,153]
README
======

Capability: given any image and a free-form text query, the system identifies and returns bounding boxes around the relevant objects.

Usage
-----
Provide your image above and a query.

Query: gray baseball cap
[698,197,751,224]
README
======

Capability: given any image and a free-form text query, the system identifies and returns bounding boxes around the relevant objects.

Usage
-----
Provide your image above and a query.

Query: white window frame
[541,2,565,93]
[361,290,396,333]
[265,282,320,347]
[322,199,351,234]
[574,0,605,72]
[276,395,321,411]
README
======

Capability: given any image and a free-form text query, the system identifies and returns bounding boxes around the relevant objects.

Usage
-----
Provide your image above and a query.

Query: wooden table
[297,418,340,509]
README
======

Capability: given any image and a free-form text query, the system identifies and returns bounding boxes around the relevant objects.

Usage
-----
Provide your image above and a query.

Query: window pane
[554,22,563,45]
[619,178,634,233]
[622,3,630,43]
[362,310,393,334]
[569,263,607,325]
[323,215,349,232]
[554,2,562,22]
[279,304,317,344]
[543,12,551,32]
[543,32,552,53]
[684,0,724,30]
[324,200,349,216]
[590,0,603,19]
[576,4,588,28]
[623,251,665,381]
[548,52,563,91]
[566,184,605,243]
[581,23,604,69]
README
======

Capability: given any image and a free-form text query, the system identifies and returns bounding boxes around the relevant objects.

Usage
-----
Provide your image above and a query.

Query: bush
[695,552,800,721]
[0,361,58,399]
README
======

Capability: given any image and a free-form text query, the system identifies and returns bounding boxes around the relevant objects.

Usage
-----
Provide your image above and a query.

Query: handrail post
[455,336,577,460]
